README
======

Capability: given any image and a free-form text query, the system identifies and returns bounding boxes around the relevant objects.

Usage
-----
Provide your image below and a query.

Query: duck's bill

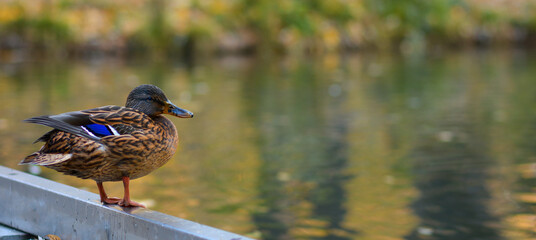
[165,101,194,118]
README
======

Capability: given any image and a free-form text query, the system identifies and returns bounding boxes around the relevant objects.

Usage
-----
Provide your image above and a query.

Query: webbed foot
[118,199,146,208]
[102,197,122,205]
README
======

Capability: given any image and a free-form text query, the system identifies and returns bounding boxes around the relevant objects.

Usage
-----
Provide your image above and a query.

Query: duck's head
[126,84,194,118]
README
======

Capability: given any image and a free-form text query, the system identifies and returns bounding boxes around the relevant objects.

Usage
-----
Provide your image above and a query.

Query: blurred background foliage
[0,0,535,58]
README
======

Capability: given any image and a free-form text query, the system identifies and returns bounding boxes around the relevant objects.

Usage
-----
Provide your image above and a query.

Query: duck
[21,84,193,208]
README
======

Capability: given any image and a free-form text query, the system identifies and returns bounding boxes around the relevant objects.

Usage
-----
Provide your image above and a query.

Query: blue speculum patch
[84,123,113,137]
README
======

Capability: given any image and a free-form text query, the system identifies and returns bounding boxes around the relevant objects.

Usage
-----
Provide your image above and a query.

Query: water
[0,50,535,239]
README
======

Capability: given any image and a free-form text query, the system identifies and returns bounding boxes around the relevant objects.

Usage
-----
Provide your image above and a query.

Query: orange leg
[96,182,121,204]
[118,176,146,208]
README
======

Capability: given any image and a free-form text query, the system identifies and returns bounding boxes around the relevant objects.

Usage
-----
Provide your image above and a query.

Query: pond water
[1,50,535,239]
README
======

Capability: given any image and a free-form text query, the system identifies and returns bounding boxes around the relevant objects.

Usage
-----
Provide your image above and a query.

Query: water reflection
[245,59,355,239]
[407,106,501,239]
[0,50,535,239]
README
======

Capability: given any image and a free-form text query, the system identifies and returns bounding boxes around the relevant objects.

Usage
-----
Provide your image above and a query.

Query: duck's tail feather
[20,152,73,165]
[24,115,101,141]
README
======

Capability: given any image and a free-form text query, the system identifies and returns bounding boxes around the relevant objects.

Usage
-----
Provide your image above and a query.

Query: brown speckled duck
[21,84,193,207]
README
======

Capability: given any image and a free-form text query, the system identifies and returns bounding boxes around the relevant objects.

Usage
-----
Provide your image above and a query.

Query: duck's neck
[153,115,179,150]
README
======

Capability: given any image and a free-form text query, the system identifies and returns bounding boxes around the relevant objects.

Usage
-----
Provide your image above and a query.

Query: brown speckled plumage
[21,84,193,207]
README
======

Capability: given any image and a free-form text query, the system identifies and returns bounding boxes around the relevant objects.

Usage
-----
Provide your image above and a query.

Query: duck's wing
[25,110,102,141]
[24,105,145,142]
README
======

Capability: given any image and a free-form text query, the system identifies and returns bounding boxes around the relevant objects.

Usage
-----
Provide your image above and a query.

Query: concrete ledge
[0,166,251,240]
